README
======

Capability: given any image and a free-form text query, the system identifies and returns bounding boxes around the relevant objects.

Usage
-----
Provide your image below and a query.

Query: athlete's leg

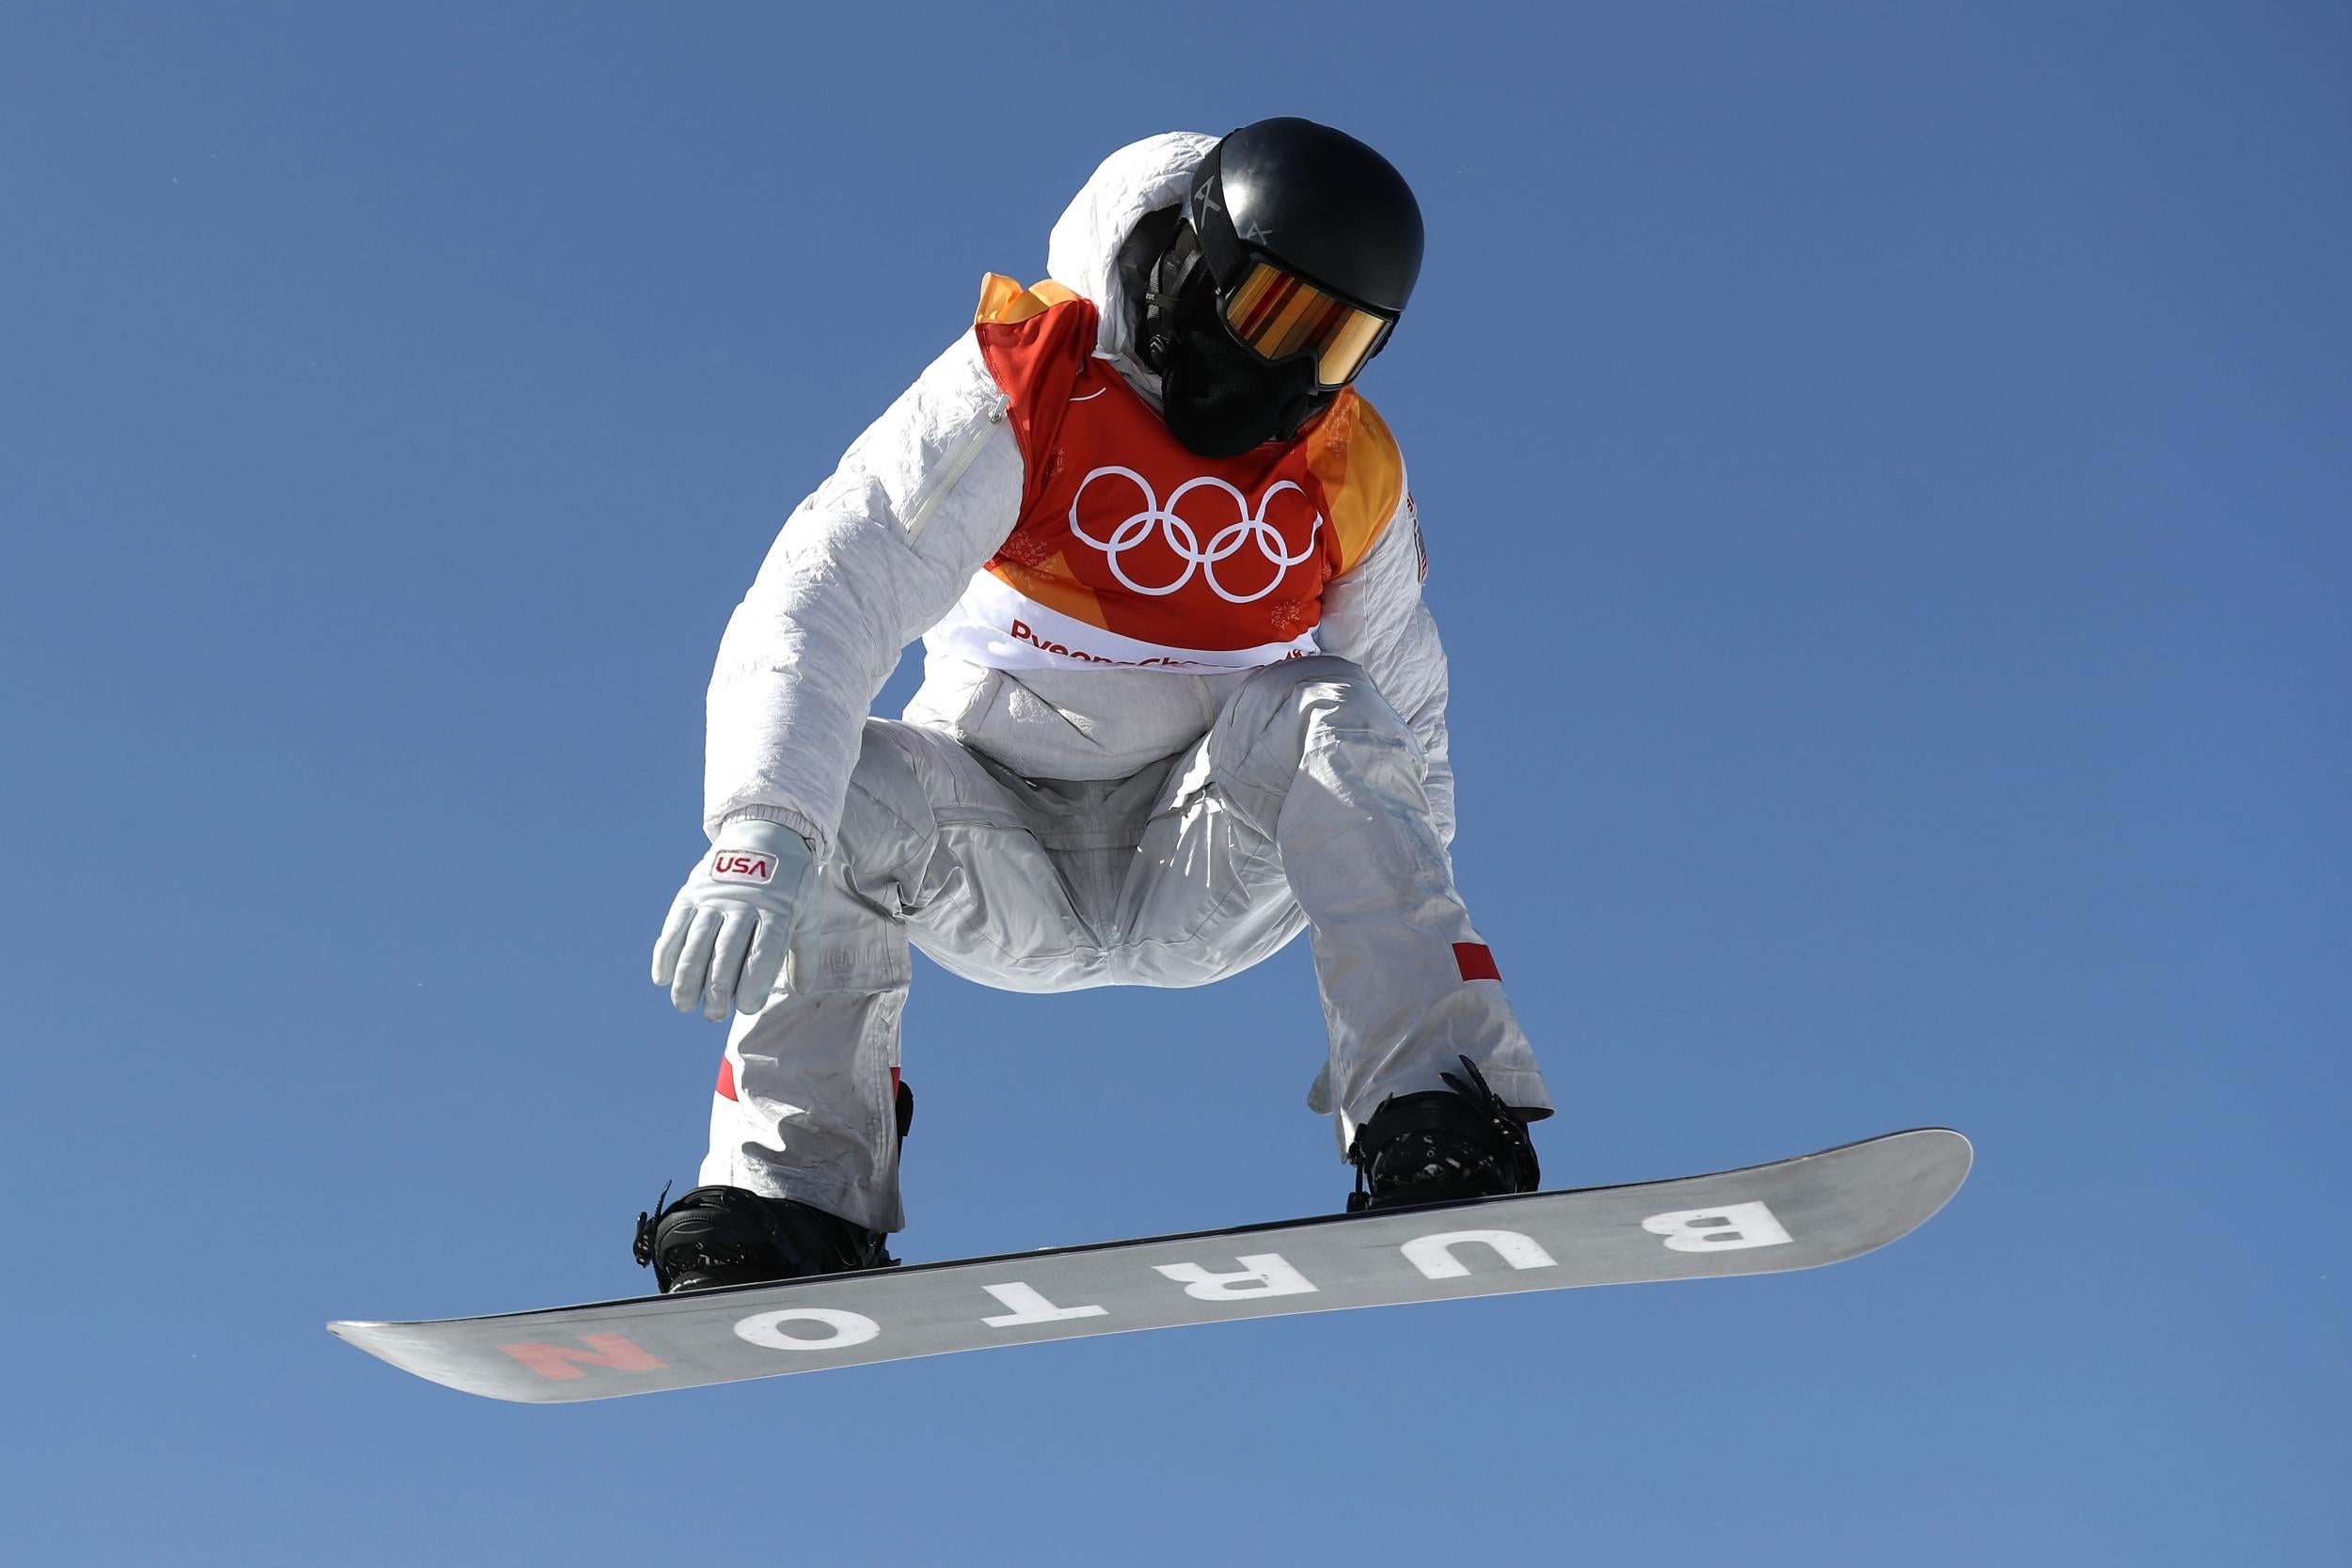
[1116,656,1552,1150]
[701,719,1098,1232]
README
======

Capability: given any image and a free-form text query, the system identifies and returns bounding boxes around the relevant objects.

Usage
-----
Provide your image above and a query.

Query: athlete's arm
[702,332,1021,854]
[1315,482,1457,847]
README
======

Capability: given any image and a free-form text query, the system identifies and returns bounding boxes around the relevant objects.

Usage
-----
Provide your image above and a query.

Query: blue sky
[3,3,2344,1562]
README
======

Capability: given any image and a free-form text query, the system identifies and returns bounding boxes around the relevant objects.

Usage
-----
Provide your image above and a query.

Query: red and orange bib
[925,276,1403,673]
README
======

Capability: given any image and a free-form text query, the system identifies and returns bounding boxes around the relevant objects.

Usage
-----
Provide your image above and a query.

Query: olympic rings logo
[1067,467,1325,605]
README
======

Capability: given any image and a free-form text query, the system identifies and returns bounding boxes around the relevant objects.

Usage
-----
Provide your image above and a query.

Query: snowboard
[329,1127,1969,1403]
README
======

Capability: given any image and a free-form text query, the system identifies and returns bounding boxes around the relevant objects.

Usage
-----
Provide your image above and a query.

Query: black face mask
[1156,265,1332,459]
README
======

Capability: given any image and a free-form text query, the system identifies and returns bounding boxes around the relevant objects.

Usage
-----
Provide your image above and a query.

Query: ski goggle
[1219,259,1394,388]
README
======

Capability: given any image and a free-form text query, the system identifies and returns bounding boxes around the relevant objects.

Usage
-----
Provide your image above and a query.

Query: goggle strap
[1141,218,1205,372]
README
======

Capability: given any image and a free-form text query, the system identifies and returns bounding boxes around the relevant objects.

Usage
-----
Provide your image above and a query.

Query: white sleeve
[1314,478,1457,847]
[702,332,1020,850]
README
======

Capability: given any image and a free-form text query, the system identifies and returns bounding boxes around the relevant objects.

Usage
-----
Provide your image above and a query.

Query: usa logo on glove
[709,851,777,883]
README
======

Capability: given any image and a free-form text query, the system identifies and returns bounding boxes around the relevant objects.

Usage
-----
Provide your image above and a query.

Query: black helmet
[1144,119,1424,456]
[1191,118,1423,321]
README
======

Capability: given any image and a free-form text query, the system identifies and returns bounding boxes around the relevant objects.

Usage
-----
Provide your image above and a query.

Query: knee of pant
[1238,656,1415,753]
[1214,657,1420,827]
[835,720,937,873]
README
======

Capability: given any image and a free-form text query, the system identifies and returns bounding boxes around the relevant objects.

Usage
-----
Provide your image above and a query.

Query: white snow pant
[701,656,1551,1232]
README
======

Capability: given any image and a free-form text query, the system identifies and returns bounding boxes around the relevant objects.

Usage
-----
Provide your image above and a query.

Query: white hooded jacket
[704,133,1456,854]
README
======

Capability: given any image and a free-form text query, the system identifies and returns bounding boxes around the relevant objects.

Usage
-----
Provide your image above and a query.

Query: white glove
[650,820,818,1021]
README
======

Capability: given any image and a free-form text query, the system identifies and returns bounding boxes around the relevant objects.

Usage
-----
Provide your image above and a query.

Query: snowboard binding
[633,1184,896,1292]
[632,1077,912,1292]
[1346,1055,1543,1213]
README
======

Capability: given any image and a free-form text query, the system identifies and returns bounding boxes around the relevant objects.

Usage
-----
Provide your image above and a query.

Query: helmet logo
[1067,467,1323,605]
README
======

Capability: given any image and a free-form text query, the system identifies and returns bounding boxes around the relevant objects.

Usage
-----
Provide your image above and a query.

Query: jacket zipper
[902,390,1009,542]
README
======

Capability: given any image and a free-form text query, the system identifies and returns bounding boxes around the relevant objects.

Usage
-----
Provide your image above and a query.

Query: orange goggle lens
[1222,260,1391,388]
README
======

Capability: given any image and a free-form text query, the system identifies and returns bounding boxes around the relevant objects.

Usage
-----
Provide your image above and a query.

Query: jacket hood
[1045,131,1219,367]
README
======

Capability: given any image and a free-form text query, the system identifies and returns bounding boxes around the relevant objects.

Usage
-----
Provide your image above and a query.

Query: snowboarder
[638,120,1554,1293]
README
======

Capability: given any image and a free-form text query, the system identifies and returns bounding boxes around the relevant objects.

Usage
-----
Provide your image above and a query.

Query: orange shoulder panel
[972,277,1099,522]
[976,274,1083,326]
[1304,390,1405,575]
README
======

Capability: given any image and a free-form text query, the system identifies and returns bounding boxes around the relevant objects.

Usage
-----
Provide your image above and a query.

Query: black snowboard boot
[634,1074,914,1292]
[632,1184,895,1293]
[1346,1055,1544,1213]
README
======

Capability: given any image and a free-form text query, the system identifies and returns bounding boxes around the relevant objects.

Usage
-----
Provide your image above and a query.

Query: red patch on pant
[1454,942,1502,982]
[716,1056,738,1101]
